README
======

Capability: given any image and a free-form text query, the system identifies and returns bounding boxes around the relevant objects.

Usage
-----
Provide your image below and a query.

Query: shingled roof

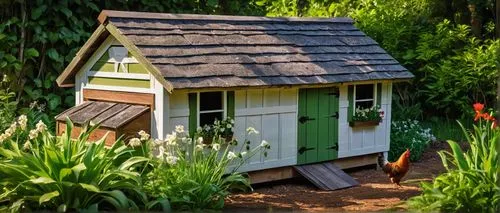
[58,10,413,90]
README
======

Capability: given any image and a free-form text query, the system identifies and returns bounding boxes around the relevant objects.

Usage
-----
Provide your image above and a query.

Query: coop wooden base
[248,153,378,184]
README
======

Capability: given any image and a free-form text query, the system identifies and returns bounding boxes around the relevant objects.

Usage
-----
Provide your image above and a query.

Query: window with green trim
[198,91,225,127]
[354,84,376,110]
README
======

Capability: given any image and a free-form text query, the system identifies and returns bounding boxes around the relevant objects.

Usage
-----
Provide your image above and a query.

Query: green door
[298,87,339,165]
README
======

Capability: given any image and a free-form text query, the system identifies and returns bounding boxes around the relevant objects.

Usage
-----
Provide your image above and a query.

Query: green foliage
[408,108,500,212]
[390,120,436,162]
[0,90,17,131]
[0,118,157,212]
[352,105,383,122]
[144,126,270,210]
[195,117,235,144]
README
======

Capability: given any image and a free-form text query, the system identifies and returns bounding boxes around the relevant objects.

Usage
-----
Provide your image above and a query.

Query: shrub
[0,118,158,212]
[408,103,500,212]
[144,125,270,210]
[390,119,436,162]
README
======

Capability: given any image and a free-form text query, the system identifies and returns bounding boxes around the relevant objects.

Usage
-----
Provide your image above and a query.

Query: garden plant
[408,103,500,212]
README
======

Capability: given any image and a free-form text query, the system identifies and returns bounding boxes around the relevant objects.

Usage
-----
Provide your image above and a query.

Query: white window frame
[197,91,227,127]
[353,84,377,113]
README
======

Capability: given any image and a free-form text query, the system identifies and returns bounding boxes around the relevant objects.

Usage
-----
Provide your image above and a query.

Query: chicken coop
[56,10,413,186]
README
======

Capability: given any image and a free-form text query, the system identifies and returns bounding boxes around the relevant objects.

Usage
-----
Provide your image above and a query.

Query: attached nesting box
[55,100,151,146]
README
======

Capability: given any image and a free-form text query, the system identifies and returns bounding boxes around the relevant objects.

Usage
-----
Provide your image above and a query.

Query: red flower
[473,103,484,113]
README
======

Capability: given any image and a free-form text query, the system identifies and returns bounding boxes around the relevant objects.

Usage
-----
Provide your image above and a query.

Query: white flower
[165,132,177,145]
[230,119,235,124]
[204,125,211,131]
[226,124,232,129]
[196,137,203,144]
[138,130,150,141]
[175,125,184,133]
[0,133,7,143]
[35,120,47,132]
[227,151,237,160]
[28,129,39,140]
[260,140,269,148]
[154,139,164,146]
[212,143,220,151]
[197,126,203,132]
[166,155,178,165]
[5,126,14,136]
[220,128,225,132]
[246,127,259,135]
[195,144,204,151]
[129,138,142,147]
[23,141,32,151]
[156,146,165,158]
[89,120,97,127]
[240,151,247,157]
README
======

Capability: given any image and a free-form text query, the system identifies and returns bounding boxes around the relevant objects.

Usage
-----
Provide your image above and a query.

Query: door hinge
[327,144,338,151]
[299,116,316,124]
[327,92,339,97]
[298,146,315,154]
[329,112,339,119]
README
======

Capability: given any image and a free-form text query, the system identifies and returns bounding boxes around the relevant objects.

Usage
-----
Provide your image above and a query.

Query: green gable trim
[227,91,235,120]
[188,93,197,137]
[88,77,150,88]
[347,85,354,122]
[376,83,382,106]
[90,47,148,74]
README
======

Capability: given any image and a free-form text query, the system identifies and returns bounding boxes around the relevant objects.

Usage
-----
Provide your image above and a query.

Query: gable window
[198,92,226,127]
[354,84,376,110]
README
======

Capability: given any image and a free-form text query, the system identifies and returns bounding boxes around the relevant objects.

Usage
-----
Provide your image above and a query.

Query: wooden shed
[55,10,413,185]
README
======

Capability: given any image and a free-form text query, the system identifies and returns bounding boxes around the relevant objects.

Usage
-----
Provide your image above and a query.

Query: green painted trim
[226,91,235,120]
[106,24,174,92]
[88,77,150,88]
[347,85,354,122]
[376,83,382,106]
[188,93,197,137]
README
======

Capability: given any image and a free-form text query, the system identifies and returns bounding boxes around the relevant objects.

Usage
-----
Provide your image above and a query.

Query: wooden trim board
[83,89,155,110]
[247,153,377,184]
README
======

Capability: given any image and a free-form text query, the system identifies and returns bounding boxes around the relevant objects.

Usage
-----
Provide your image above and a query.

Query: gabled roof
[57,10,413,91]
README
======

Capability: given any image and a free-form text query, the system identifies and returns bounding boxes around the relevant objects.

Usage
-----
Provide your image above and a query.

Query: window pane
[356,100,374,109]
[355,84,374,100]
[200,112,223,126]
[200,92,223,111]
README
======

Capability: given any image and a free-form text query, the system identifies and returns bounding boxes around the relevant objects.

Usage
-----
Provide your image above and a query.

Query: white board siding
[338,82,392,158]
[168,91,190,133]
[234,88,298,172]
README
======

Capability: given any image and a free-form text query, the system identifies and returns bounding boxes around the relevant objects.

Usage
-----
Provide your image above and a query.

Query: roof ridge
[98,10,354,25]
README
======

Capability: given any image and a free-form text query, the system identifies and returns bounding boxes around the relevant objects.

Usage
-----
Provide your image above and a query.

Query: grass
[421,117,473,142]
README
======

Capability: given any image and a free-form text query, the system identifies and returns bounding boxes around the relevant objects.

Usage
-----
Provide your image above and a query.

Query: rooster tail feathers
[377,153,388,168]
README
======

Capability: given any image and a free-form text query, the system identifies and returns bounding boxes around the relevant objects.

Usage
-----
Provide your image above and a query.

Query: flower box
[349,120,381,127]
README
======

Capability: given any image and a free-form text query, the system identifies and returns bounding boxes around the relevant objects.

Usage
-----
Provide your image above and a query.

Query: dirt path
[225,144,448,212]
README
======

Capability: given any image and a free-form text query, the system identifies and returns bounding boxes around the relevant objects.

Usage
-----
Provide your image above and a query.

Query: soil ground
[225,142,450,212]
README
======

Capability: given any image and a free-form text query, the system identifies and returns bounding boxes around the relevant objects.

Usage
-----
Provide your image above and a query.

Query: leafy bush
[0,118,158,212]
[390,120,436,162]
[144,125,270,210]
[408,104,500,212]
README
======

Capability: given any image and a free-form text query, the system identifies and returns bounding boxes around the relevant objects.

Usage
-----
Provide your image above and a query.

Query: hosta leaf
[59,168,72,181]
[31,177,56,184]
[446,140,469,171]
[39,191,60,204]
[118,156,149,170]
[79,183,100,192]
[71,163,86,179]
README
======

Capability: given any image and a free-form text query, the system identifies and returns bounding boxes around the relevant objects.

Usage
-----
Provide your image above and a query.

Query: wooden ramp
[293,162,359,190]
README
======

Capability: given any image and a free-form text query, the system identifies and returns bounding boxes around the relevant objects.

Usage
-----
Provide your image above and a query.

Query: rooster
[377,149,410,186]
